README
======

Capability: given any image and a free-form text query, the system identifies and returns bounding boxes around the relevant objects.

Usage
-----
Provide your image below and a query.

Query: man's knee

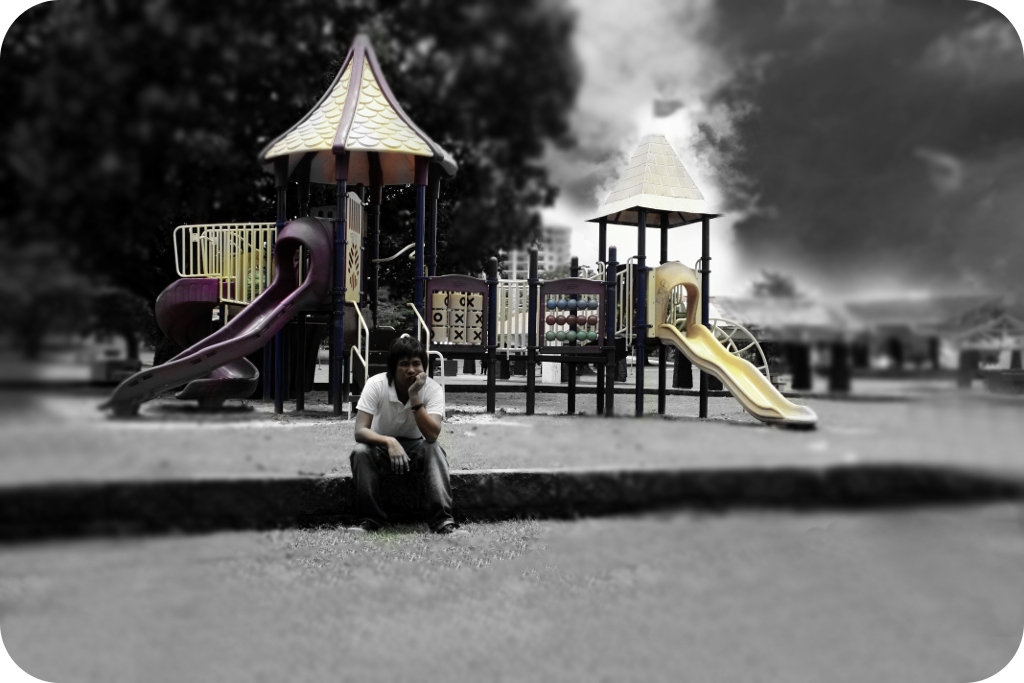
[350,443,376,469]
[421,441,448,466]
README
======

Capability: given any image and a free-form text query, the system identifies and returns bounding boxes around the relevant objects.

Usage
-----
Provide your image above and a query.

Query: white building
[501,225,573,280]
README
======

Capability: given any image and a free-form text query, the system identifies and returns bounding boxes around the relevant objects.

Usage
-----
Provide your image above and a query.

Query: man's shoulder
[361,373,390,400]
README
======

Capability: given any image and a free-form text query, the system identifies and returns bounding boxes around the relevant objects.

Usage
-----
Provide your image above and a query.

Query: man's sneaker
[355,519,383,532]
[434,522,467,536]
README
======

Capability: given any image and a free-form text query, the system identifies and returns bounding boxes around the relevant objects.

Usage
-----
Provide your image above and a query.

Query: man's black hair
[386,336,428,384]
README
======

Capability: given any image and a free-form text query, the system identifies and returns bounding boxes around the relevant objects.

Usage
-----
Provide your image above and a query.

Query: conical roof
[588,134,720,227]
[260,35,457,186]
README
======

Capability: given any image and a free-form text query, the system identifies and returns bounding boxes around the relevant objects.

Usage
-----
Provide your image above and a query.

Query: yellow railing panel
[172,223,277,305]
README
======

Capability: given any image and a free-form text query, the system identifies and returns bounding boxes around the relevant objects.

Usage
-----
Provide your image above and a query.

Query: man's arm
[354,410,411,474]
[408,373,442,443]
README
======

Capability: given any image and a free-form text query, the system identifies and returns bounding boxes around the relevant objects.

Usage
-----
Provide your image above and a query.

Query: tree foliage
[0,0,580,353]
[750,270,800,298]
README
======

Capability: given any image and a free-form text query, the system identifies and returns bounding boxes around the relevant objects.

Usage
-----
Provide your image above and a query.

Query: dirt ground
[2,385,1023,485]
[2,504,1022,683]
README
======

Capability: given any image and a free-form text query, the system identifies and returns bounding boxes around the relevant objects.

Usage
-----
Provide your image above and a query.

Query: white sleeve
[355,376,380,415]
[424,380,445,418]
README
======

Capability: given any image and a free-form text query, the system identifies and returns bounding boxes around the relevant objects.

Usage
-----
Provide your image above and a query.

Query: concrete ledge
[1,465,1021,542]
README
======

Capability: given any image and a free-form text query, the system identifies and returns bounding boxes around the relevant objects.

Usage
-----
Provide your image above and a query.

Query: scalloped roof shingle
[260,35,456,186]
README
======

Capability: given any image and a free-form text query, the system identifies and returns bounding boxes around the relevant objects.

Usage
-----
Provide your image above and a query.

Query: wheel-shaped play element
[708,318,771,381]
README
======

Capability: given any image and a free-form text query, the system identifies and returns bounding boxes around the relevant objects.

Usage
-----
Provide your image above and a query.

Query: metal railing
[349,305,370,394]
[495,279,530,354]
[172,223,277,305]
[407,303,446,385]
[615,260,636,347]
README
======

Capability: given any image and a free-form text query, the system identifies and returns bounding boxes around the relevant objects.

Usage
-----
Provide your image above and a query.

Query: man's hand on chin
[409,371,427,399]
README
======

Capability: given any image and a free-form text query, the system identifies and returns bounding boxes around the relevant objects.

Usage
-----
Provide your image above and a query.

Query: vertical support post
[355,185,368,311]
[271,157,288,411]
[568,256,578,415]
[699,215,711,419]
[526,248,539,416]
[296,152,313,218]
[428,170,441,277]
[368,153,383,330]
[635,209,648,417]
[829,340,851,393]
[296,313,306,411]
[658,212,668,415]
[331,153,349,417]
[414,158,429,316]
[486,258,498,414]
[957,349,977,389]
[596,220,607,415]
[605,247,617,417]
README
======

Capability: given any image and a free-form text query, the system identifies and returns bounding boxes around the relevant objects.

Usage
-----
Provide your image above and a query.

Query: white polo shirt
[355,372,445,439]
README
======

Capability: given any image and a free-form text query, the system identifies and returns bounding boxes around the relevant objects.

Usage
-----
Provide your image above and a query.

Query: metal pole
[526,248,539,415]
[596,218,607,415]
[271,158,288,412]
[332,153,349,416]
[296,314,306,411]
[414,158,428,316]
[658,212,668,415]
[486,258,498,413]
[699,215,711,419]
[296,153,312,218]
[605,246,617,417]
[368,153,383,329]
[428,171,440,277]
[635,209,647,417]
[568,256,578,415]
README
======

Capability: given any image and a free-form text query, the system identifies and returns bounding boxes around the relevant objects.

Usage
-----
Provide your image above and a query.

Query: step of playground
[2,463,1021,541]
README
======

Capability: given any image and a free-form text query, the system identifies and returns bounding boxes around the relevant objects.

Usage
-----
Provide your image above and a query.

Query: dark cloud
[705,0,1024,296]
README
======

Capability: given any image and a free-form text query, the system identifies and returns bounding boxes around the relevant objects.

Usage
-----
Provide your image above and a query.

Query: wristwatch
[411,404,424,412]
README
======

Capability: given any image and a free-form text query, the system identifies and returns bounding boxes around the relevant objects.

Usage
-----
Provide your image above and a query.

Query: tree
[538,264,573,281]
[81,287,153,361]
[0,0,581,353]
[750,270,800,298]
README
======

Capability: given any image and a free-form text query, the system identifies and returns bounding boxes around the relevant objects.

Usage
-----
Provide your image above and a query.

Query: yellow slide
[653,262,817,428]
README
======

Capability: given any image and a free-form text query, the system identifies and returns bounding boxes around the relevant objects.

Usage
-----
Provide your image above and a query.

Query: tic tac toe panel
[424,275,489,350]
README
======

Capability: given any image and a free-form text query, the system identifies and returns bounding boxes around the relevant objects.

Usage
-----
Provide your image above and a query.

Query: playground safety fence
[616,261,636,348]
[495,279,530,354]
[173,223,278,306]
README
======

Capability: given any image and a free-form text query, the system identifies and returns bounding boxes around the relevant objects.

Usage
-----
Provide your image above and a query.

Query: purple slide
[101,217,332,416]
[152,277,259,408]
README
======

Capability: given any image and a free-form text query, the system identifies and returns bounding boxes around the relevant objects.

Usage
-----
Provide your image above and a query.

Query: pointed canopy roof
[588,134,720,227]
[259,35,457,186]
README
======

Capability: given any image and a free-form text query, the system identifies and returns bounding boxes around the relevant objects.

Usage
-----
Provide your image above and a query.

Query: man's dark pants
[350,438,454,531]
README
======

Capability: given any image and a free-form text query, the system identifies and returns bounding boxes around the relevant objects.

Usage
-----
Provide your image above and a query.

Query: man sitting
[349,336,461,534]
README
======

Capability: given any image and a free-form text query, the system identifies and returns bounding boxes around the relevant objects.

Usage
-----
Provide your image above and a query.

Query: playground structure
[103,34,816,428]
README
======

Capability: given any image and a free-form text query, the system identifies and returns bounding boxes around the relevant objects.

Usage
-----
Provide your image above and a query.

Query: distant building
[500,225,572,279]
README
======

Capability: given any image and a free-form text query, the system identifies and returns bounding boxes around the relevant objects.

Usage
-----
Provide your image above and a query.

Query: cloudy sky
[545,0,1024,299]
